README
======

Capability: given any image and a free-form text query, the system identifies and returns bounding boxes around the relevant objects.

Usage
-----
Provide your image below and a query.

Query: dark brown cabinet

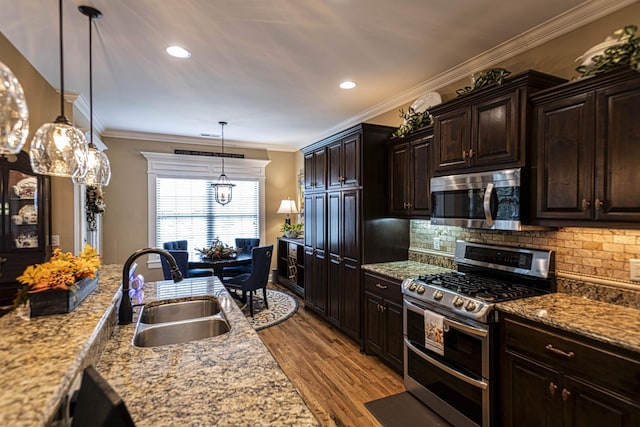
[430,70,565,176]
[304,146,326,192]
[534,67,640,226]
[363,272,403,373]
[0,151,50,306]
[500,313,640,427]
[276,237,304,297]
[388,126,433,217]
[302,123,409,343]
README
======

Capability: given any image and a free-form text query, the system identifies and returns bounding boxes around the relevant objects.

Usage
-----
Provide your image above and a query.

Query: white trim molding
[141,151,271,270]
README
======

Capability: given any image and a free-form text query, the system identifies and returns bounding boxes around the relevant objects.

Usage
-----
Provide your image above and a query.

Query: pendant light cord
[219,121,227,174]
[58,0,65,119]
[88,9,94,147]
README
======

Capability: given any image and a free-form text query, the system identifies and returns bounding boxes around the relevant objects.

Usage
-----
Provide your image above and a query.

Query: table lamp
[277,198,298,225]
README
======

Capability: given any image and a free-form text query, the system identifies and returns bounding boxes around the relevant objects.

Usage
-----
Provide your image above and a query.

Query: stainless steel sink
[139,296,222,324]
[132,317,230,347]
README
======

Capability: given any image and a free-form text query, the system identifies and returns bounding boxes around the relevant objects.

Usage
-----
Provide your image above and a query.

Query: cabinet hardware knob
[581,199,590,211]
[375,283,388,290]
[3,202,8,216]
[549,382,558,397]
[595,198,604,210]
[381,305,386,312]
[406,203,412,209]
[561,388,571,402]
[545,344,575,359]
[468,149,474,159]
[0,256,6,278]
[462,150,468,160]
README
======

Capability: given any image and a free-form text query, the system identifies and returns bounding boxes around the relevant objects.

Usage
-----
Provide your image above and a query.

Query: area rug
[234,289,298,331]
[364,392,451,426]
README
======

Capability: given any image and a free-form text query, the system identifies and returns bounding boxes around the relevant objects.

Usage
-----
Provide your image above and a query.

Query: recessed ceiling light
[340,81,357,90]
[166,45,191,59]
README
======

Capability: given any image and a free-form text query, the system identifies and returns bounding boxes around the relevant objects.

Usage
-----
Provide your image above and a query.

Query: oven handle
[405,338,488,390]
[483,182,494,227]
[404,298,488,339]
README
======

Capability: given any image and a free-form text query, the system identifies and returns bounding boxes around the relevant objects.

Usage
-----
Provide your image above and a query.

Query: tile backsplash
[409,221,640,308]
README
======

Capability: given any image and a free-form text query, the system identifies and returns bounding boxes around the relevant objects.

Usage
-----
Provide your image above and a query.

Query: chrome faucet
[119,248,183,325]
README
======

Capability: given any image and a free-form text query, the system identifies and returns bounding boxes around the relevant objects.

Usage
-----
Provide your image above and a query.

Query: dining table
[188,252,252,282]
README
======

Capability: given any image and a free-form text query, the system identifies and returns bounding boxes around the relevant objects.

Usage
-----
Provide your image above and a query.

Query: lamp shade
[277,199,298,215]
[30,119,88,178]
[0,61,29,154]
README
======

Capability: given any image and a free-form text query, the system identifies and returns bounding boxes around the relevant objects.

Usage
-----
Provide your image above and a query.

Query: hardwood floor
[258,284,405,427]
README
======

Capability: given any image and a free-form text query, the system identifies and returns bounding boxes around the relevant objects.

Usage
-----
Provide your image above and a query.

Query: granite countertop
[361,260,454,281]
[0,264,122,427]
[497,293,640,354]
[96,277,317,426]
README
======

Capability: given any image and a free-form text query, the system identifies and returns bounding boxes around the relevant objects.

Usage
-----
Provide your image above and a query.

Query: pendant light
[72,5,111,187]
[0,61,29,154]
[211,121,235,205]
[30,0,89,178]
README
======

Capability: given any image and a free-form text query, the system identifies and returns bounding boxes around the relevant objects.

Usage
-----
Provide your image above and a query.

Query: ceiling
[0,0,626,151]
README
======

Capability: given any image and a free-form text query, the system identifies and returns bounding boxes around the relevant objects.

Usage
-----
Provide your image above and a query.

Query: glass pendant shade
[72,145,111,186]
[0,61,29,154]
[30,118,88,178]
[212,173,235,205]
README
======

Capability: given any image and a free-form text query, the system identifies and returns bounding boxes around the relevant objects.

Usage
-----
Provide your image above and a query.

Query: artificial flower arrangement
[13,243,101,308]
[196,238,239,260]
[86,186,106,231]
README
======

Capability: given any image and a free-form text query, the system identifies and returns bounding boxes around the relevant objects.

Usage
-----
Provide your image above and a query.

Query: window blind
[156,177,259,257]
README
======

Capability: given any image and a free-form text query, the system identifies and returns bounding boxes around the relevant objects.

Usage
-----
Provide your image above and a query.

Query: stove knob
[433,290,444,301]
[416,285,426,294]
[453,296,464,308]
[465,301,477,311]
[409,283,417,292]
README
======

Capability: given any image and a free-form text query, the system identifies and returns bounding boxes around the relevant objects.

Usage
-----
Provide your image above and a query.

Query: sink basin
[132,317,230,347]
[139,296,222,324]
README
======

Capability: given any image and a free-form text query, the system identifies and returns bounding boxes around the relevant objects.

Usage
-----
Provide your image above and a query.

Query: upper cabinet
[534,67,640,225]
[387,126,433,217]
[327,133,361,189]
[304,146,326,193]
[0,151,50,306]
[430,70,566,176]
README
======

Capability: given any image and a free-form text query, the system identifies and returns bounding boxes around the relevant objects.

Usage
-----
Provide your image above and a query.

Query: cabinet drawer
[363,273,401,304]
[503,316,640,398]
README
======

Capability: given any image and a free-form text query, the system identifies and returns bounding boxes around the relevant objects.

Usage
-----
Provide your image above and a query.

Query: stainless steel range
[402,240,554,427]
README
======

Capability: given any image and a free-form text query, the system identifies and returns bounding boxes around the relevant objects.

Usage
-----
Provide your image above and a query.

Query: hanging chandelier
[30,0,89,178]
[0,60,29,154]
[72,5,111,187]
[211,121,235,205]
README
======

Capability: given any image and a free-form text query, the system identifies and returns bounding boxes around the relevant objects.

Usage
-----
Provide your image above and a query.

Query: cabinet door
[502,352,561,427]
[388,142,410,216]
[340,260,360,340]
[434,107,470,173]
[327,191,341,325]
[341,134,360,187]
[327,140,343,189]
[304,152,315,191]
[563,376,640,427]
[383,299,403,373]
[364,291,384,356]
[535,93,594,220]
[410,137,432,216]
[472,91,520,167]
[595,78,640,222]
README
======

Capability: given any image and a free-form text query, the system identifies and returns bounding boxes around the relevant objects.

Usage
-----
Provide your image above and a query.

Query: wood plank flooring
[258,285,405,426]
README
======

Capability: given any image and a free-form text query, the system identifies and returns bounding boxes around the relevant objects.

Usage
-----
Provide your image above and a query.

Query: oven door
[403,297,491,427]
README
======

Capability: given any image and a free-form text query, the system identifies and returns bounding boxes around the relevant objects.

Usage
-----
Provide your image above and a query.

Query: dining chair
[222,238,260,277]
[223,244,273,316]
[161,241,212,279]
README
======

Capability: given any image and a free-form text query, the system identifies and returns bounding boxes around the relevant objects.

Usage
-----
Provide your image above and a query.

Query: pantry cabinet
[534,67,640,226]
[363,271,403,373]
[500,314,640,427]
[430,70,566,176]
[387,126,433,217]
[0,151,51,306]
[302,123,409,343]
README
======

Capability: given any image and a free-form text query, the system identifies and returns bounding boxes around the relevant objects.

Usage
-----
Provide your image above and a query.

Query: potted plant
[281,222,304,238]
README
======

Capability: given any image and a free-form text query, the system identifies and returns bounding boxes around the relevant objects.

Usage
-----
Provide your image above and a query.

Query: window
[156,177,259,257]
[143,152,270,270]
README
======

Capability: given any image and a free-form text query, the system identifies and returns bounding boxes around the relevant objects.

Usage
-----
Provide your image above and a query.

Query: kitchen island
[0,264,317,427]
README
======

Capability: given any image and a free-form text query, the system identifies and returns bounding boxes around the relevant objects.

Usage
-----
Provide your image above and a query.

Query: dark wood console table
[276,237,305,297]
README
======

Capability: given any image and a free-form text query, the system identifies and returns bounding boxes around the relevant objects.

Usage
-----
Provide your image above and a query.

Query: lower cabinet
[363,271,403,374]
[275,237,304,297]
[500,313,640,427]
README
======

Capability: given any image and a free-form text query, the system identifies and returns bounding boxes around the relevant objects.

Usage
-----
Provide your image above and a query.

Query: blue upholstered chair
[223,245,273,316]
[222,238,260,277]
[161,240,212,280]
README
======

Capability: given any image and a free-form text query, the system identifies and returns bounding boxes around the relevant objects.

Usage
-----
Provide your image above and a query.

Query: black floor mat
[364,392,451,427]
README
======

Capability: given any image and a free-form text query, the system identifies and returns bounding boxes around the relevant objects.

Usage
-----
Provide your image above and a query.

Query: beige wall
[102,136,298,280]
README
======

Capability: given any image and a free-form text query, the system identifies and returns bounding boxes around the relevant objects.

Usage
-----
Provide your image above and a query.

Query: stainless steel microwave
[430,168,526,230]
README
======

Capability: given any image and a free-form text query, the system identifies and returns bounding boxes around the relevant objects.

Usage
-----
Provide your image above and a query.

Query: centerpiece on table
[13,243,101,317]
[197,239,239,260]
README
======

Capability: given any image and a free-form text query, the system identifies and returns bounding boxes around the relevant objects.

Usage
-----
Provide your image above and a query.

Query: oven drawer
[501,315,640,398]
[363,272,401,304]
